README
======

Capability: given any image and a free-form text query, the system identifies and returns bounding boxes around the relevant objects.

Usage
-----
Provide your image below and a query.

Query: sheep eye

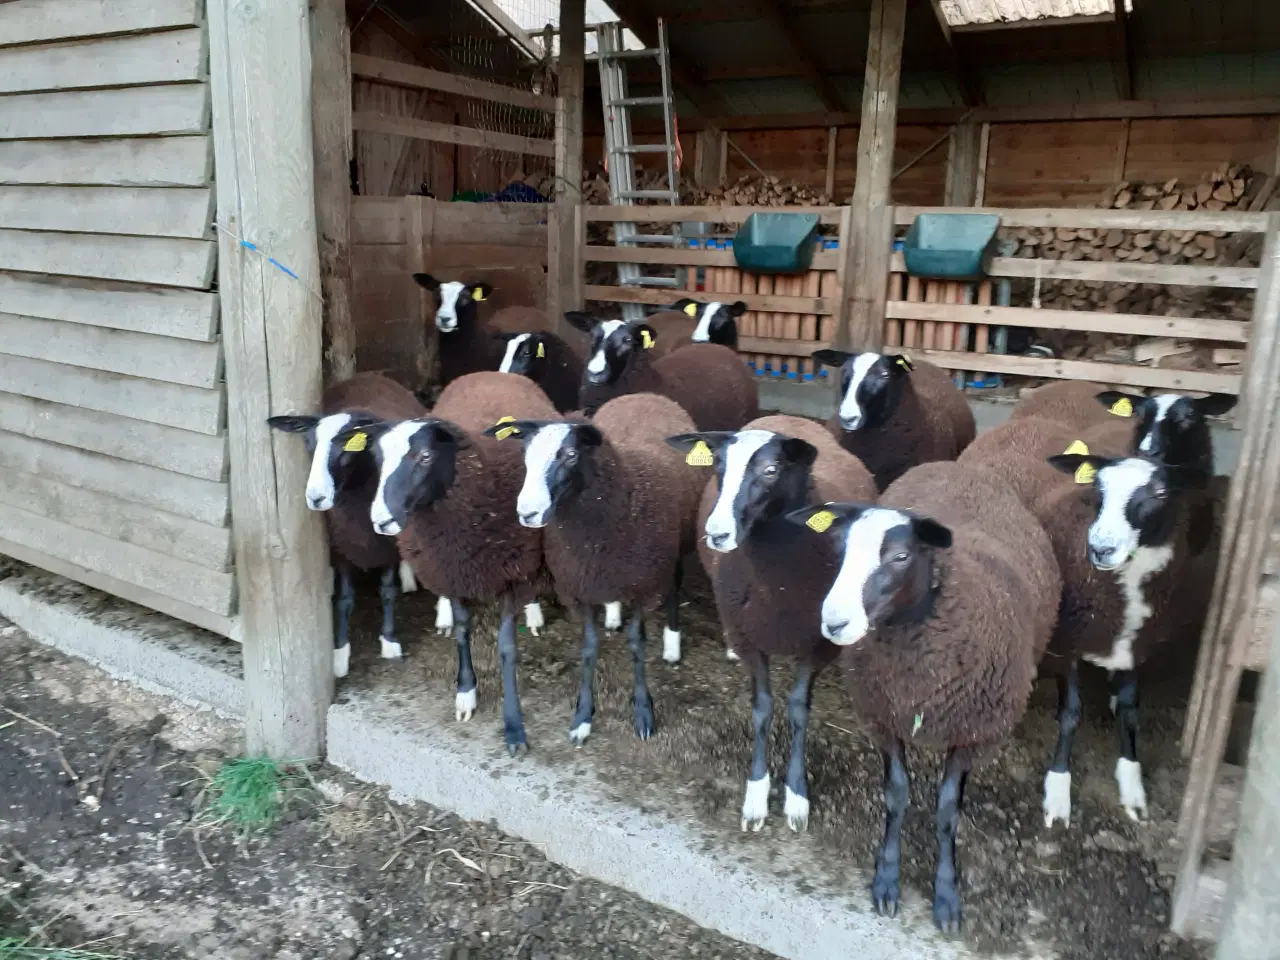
[417,451,432,465]
[762,463,778,477]
[1152,486,1168,500]
[890,553,910,565]
[562,450,578,465]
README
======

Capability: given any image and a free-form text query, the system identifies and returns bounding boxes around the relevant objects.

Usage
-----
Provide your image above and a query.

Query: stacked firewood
[684,174,832,206]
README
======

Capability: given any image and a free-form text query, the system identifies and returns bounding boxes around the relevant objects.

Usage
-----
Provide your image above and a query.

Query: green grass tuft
[200,757,309,834]
[0,939,127,959]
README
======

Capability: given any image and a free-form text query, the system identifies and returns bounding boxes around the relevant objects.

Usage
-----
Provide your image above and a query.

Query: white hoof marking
[740,774,770,832]
[455,688,477,722]
[604,602,623,630]
[333,645,350,679]
[725,646,741,662]
[662,627,681,663]
[379,636,403,660]
[398,561,418,593]
[784,785,809,833]
[435,596,454,635]
[524,602,544,636]
[569,722,592,747]
[1116,758,1147,821]
[1043,770,1072,828]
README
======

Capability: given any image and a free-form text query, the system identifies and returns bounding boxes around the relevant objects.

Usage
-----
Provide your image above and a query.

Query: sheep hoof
[871,875,900,918]
[507,741,528,758]
[1042,770,1072,828]
[523,602,544,636]
[455,688,477,723]
[603,602,623,631]
[740,775,770,832]
[332,645,350,679]
[1116,758,1147,822]
[568,721,592,747]
[398,561,419,594]
[661,628,681,663]
[784,786,809,833]
[932,886,962,934]
[379,636,402,660]
[435,597,454,634]
[725,647,741,662]
[504,723,528,756]
[633,695,655,741]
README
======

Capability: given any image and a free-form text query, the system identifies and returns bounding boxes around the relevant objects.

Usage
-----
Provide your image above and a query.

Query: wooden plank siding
[0,4,236,636]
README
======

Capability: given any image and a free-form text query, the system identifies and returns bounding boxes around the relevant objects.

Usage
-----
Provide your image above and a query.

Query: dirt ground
[333,551,1216,960]
[0,621,781,960]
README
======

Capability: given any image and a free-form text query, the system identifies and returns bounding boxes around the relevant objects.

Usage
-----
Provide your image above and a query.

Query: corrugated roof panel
[940,0,1114,26]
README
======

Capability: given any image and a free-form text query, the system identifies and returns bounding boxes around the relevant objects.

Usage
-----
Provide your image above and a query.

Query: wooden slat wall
[0,0,235,639]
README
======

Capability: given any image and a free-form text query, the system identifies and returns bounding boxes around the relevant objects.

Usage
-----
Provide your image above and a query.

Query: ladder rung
[617,189,680,200]
[599,48,661,61]
[612,144,672,154]
[621,276,681,288]
[607,96,668,108]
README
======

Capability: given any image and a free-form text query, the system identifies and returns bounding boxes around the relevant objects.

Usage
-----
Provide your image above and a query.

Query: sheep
[785,460,1060,932]
[354,371,560,755]
[566,312,759,430]
[489,392,703,744]
[267,372,425,678]
[1092,389,1237,475]
[644,299,744,354]
[811,350,976,490]
[666,415,877,833]
[1007,380,1118,430]
[492,329,583,413]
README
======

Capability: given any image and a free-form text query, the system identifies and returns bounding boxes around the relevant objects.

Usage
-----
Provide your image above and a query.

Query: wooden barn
[1,0,1279,953]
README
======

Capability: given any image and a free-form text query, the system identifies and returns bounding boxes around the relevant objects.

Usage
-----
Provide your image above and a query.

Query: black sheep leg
[452,600,478,722]
[661,556,683,663]
[569,604,600,746]
[1111,669,1147,820]
[1043,659,1081,827]
[740,649,773,832]
[627,607,656,739]
[497,592,527,756]
[871,738,909,917]
[933,746,972,934]
[377,565,401,658]
[333,560,356,678]
[781,657,819,833]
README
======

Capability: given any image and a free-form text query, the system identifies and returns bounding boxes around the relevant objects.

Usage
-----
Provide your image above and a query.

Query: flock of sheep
[268,274,1233,933]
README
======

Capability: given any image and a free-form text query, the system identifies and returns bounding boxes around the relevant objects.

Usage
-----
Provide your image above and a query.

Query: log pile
[684,174,833,207]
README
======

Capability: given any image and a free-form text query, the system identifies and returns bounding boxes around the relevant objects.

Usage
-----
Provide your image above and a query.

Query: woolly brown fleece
[438,305,587,386]
[827,358,976,491]
[704,415,877,660]
[1007,380,1115,431]
[543,393,702,613]
[395,372,558,606]
[580,343,759,431]
[841,461,1060,752]
[644,310,698,357]
[321,373,425,571]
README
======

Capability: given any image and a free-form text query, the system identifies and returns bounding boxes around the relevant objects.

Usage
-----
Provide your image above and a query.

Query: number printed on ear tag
[1074,462,1098,485]
[1063,440,1089,456]
[685,440,714,466]
[805,510,836,533]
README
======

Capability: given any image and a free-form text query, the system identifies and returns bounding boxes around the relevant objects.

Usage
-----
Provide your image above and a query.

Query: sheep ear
[430,420,469,447]
[912,517,952,550]
[665,432,733,466]
[564,311,595,333]
[811,349,851,369]
[333,419,393,453]
[267,414,318,434]
[481,418,547,441]
[782,502,863,534]
[412,273,440,291]
[1194,393,1237,418]
[1047,453,1111,485]
[1095,390,1145,418]
[728,301,747,317]
[635,323,658,350]
[778,437,818,468]
[885,353,913,376]
[574,424,604,447]
[671,298,698,317]
[470,282,493,302]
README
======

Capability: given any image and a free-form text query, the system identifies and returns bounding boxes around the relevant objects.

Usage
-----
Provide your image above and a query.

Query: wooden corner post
[209,0,335,759]
[846,0,907,351]
[549,0,586,327]
[311,0,356,383]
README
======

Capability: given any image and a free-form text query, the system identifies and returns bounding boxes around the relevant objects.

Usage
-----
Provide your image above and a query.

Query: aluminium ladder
[596,19,681,321]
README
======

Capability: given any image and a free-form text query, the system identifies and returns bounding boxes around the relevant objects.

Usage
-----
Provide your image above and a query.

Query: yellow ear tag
[683,302,698,318]
[1063,440,1090,456]
[641,330,655,350]
[805,509,836,533]
[1109,397,1133,418]
[896,354,913,371]
[685,440,714,467]
[493,415,519,441]
[1074,462,1098,485]
[343,432,368,453]
[536,342,545,359]
[472,286,487,301]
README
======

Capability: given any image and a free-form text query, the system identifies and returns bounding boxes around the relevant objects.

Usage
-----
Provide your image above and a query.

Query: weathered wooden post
[548,0,585,326]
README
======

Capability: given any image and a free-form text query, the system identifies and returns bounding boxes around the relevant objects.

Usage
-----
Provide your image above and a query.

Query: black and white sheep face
[670,298,745,347]
[412,273,492,333]
[666,429,817,553]
[268,411,381,512]
[785,503,951,645]
[1047,454,1207,571]
[489,420,603,528]
[494,332,546,378]
[565,312,657,386]
[1095,390,1236,470]
[812,349,913,432]
[365,418,466,536]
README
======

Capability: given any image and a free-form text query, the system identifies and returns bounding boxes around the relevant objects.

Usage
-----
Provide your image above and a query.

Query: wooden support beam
[548,0,585,327]
[351,112,555,158]
[846,0,906,351]
[209,0,334,758]
[1113,2,1136,101]
[312,0,355,382]
[944,121,981,206]
[695,126,725,190]
[351,54,556,112]
[928,0,982,106]
[759,0,847,112]
[825,126,838,199]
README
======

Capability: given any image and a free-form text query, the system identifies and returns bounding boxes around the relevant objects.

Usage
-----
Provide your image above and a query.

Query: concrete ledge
[329,689,1012,960]
[0,561,244,718]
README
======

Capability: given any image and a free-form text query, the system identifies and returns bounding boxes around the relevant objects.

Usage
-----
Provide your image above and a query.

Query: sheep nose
[707,531,731,551]
[840,416,862,431]
[823,618,850,639]
[308,494,325,509]
[374,518,399,536]
[519,511,543,527]
[1089,544,1119,568]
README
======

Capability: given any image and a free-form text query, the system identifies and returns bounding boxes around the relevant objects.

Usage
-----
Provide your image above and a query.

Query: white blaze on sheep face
[586,319,625,376]
[1089,459,1156,570]
[1138,394,1181,454]
[499,333,532,373]
[516,423,573,527]
[837,353,882,431]
[822,509,911,645]
[705,430,774,553]
[691,301,723,342]
[370,420,428,535]
[305,412,353,511]
[435,281,467,332]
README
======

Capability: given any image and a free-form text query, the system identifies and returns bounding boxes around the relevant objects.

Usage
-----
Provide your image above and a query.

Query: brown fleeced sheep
[357,372,559,756]
[812,350,975,490]
[787,460,1059,932]
[492,393,703,744]
[667,415,876,836]
[568,313,758,430]
[1008,379,1117,430]
[492,329,583,413]
[268,372,426,678]
[645,300,743,355]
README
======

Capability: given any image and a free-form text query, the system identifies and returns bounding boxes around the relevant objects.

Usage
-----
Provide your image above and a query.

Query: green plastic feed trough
[903,213,1001,280]
[732,213,821,273]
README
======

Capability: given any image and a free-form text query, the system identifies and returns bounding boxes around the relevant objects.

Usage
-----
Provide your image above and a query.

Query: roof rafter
[928,0,983,107]
[604,0,729,115]
[757,0,848,112]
